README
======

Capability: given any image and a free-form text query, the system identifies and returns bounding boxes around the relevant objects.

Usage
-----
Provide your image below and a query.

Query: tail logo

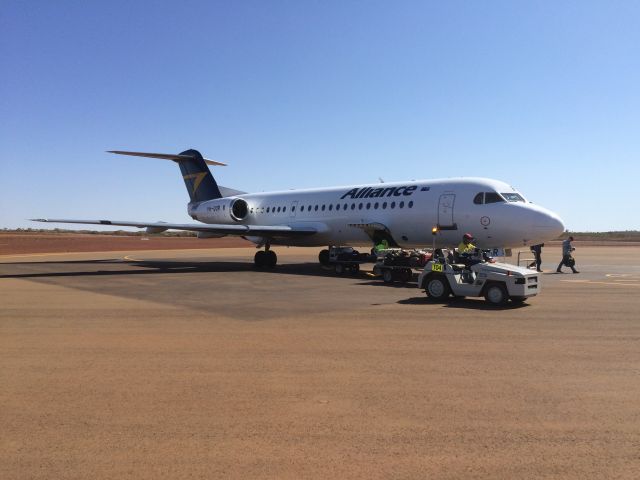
[182,171,209,195]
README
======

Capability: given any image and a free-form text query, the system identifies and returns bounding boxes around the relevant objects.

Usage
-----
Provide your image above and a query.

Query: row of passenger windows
[251,200,414,214]
[473,192,525,204]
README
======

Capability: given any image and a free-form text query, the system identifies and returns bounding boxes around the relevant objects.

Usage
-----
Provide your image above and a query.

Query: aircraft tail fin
[108,149,224,202]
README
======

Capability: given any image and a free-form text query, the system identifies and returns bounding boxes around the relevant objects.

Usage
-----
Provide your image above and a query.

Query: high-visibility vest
[457,241,476,254]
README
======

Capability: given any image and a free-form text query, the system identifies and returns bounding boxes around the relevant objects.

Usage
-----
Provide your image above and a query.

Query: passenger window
[366,203,371,209]
[314,205,319,211]
[473,193,484,204]
[266,207,270,213]
[390,201,395,209]
[382,202,387,209]
[336,204,340,211]
[484,192,505,204]
[351,204,355,210]
[344,203,348,210]
[277,207,281,212]
[283,206,286,212]
[374,202,379,209]
[358,203,363,210]
[408,201,413,208]
[399,201,405,208]
[321,205,325,211]
[292,206,295,212]
[329,204,333,211]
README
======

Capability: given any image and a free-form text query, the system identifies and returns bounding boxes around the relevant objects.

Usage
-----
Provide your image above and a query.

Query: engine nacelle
[229,198,248,221]
[191,197,250,223]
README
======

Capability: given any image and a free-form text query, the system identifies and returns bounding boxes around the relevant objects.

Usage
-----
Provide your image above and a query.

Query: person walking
[528,243,544,272]
[557,236,579,273]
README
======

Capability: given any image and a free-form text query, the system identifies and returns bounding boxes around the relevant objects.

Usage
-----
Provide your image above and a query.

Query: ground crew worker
[557,236,579,273]
[528,243,544,272]
[457,233,479,282]
[457,233,476,254]
[374,238,389,253]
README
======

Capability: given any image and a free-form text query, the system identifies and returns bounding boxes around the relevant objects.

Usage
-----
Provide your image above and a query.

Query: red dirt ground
[0,233,250,255]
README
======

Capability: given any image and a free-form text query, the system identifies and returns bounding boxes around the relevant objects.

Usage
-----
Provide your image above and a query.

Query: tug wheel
[484,283,508,306]
[425,275,450,300]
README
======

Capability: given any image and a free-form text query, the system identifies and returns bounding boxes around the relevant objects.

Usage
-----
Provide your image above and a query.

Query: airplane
[33,149,565,267]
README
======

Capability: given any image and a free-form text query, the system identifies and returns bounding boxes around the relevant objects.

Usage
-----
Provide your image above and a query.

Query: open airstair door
[348,222,400,247]
[437,193,458,230]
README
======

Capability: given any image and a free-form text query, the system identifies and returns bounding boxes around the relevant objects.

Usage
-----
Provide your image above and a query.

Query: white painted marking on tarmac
[561,279,640,287]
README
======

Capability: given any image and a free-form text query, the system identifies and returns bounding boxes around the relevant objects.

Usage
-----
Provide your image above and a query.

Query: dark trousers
[529,251,542,271]
[557,254,577,273]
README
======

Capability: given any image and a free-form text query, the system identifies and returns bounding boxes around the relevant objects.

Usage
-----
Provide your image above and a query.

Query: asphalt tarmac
[1,245,639,479]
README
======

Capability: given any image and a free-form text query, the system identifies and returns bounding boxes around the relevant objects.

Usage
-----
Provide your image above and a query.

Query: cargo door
[437,193,457,230]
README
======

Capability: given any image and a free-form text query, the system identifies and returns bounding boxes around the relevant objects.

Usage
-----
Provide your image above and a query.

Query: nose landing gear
[254,244,277,268]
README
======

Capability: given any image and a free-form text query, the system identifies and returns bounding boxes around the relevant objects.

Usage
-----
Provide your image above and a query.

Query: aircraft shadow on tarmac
[1,258,356,280]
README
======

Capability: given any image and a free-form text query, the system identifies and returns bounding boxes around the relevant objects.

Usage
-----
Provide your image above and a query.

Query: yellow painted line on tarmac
[560,279,640,287]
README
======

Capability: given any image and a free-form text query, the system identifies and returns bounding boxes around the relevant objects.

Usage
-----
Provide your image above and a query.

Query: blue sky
[1,1,639,231]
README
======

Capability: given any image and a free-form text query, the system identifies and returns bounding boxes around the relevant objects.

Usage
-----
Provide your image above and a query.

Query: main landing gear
[254,244,277,268]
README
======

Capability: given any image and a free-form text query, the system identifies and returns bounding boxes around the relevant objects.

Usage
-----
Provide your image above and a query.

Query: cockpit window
[474,191,508,204]
[484,192,505,204]
[501,192,525,202]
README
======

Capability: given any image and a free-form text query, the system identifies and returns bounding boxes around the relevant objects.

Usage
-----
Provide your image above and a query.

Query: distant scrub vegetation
[2,228,197,237]
[556,231,640,242]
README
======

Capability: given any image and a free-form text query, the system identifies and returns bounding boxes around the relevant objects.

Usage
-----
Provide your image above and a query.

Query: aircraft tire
[266,250,277,268]
[319,249,330,266]
[254,250,266,268]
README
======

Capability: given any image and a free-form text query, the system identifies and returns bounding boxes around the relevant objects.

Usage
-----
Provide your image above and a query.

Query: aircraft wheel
[254,250,266,268]
[266,250,277,268]
[484,283,508,306]
[335,263,344,275]
[382,269,394,283]
[319,249,330,266]
[425,275,450,300]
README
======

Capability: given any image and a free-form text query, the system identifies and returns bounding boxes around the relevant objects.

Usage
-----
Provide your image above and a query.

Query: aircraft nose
[533,209,565,239]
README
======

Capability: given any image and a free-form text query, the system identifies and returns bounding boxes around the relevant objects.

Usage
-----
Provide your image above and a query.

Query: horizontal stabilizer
[107,150,227,166]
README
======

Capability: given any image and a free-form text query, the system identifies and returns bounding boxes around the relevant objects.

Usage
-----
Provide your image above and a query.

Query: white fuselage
[189,177,565,249]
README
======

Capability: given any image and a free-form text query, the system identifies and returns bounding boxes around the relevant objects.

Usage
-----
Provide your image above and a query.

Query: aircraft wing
[31,218,317,237]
